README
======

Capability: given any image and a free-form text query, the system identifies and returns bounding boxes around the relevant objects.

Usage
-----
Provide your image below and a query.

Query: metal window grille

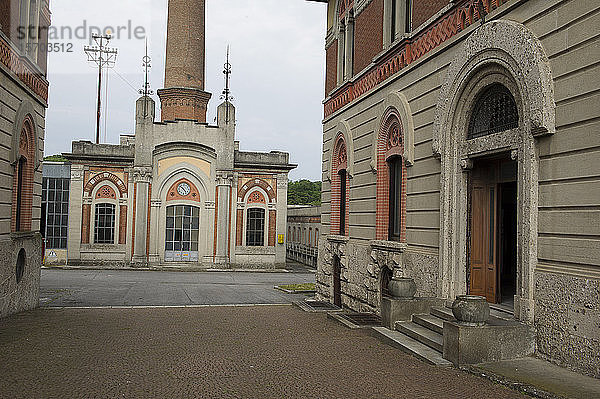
[94,203,115,244]
[42,178,70,249]
[468,84,519,139]
[246,208,265,246]
[165,205,200,252]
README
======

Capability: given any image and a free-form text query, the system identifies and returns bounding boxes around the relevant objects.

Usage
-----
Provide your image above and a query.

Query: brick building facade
[310,0,600,378]
[0,0,51,317]
[50,0,295,269]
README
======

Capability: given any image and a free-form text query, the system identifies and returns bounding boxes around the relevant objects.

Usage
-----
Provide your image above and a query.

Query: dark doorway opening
[333,255,342,308]
[498,181,517,307]
[469,156,517,307]
[380,267,392,298]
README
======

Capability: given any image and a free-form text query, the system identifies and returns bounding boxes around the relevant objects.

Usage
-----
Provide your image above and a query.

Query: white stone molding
[371,90,415,172]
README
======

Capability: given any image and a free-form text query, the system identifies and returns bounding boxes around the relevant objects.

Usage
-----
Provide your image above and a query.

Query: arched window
[246,208,265,246]
[332,135,349,236]
[468,84,519,139]
[13,116,35,232]
[376,111,406,241]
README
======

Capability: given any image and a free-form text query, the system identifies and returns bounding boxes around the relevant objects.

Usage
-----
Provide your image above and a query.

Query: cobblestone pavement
[40,269,315,307]
[0,305,526,399]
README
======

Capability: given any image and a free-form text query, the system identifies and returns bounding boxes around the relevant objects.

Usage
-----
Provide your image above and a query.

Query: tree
[288,180,322,206]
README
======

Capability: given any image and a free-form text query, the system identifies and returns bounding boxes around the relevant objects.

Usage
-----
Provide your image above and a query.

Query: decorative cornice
[0,34,49,104]
[324,0,512,118]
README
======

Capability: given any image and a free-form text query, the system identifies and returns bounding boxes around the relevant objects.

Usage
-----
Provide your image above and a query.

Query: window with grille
[468,84,519,139]
[388,156,402,241]
[246,208,265,246]
[94,203,115,244]
[42,177,70,249]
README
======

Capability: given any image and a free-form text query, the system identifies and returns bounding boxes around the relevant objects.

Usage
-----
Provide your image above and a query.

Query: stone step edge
[412,314,444,335]
[371,327,453,367]
[395,321,443,353]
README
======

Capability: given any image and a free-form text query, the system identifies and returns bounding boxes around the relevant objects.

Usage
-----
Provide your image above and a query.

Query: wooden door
[470,167,498,303]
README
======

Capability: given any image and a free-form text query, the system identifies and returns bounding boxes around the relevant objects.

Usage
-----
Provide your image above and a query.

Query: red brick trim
[268,210,277,247]
[146,184,152,259]
[84,172,127,197]
[131,184,137,258]
[96,185,117,199]
[375,110,407,241]
[119,205,127,244]
[0,34,49,103]
[324,0,511,117]
[238,179,276,203]
[81,204,91,244]
[236,209,243,246]
[326,39,338,95]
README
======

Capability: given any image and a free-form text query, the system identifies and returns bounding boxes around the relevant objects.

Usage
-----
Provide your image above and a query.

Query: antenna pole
[84,34,118,144]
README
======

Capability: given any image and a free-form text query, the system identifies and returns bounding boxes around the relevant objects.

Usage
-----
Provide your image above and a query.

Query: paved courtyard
[0,305,527,398]
[40,268,315,307]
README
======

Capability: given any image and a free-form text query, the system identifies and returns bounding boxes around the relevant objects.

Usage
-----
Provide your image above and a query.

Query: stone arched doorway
[432,21,556,322]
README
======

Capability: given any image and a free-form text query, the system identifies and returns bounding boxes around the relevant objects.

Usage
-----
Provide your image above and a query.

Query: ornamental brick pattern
[354,0,383,74]
[375,111,407,241]
[238,179,276,203]
[85,172,127,197]
[247,190,266,204]
[11,116,36,232]
[324,0,512,117]
[330,134,350,236]
[325,39,338,95]
[96,185,117,199]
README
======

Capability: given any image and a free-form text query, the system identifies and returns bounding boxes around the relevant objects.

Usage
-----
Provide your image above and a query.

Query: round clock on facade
[177,182,191,196]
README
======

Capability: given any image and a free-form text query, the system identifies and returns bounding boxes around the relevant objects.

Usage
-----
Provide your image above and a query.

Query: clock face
[177,182,191,196]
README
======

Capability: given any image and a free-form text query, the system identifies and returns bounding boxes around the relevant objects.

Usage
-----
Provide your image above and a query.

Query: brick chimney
[157,0,212,123]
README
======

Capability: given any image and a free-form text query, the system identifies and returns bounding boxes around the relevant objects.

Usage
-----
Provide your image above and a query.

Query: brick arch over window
[237,179,276,203]
[84,173,127,197]
[331,134,350,236]
[376,109,407,241]
[12,115,36,232]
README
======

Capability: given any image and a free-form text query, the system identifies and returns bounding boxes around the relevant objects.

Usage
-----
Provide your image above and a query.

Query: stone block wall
[534,271,600,379]
[316,237,440,314]
[0,233,41,318]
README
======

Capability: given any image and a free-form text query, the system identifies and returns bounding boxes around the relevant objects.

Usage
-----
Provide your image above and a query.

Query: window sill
[327,235,349,243]
[370,240,407,253]
[11,231,41,240]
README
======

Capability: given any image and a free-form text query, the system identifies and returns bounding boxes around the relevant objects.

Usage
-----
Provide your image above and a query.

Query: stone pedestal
[442,319,535,366]
[381,297,445,329]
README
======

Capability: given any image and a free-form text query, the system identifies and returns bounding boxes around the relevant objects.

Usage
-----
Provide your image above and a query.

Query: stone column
[214,171,233,265]
[275,173,289,265]
[132,167,152,266]
[67,165,84,264]
[337,23,345,84]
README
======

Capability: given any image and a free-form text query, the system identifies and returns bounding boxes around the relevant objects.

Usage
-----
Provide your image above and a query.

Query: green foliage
[288,180,322,206]
[44,154,68,162]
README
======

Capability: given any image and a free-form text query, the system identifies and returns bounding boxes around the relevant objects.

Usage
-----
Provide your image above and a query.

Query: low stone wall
[0,233,41,318]
[534,270,600,378]
[316,236,440,314]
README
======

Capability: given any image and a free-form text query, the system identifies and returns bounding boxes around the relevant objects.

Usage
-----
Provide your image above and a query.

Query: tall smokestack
[157,0,212,123]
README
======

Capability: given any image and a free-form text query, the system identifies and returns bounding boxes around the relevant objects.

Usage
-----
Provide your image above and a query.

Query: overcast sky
[45,0,326,181]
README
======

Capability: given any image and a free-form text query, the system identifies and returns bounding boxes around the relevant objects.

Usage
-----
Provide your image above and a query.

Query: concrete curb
[41,266,306,273]
[461,365,565,399]
[273,285,316,294]
[43,303,294,310]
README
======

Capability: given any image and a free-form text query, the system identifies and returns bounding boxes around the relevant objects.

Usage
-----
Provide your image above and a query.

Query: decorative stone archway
[432,20,555,322]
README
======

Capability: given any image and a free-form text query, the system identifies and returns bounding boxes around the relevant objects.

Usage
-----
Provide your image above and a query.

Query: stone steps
[412,313,444,334]
[395,320,443,352]
[372,327,452,366]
